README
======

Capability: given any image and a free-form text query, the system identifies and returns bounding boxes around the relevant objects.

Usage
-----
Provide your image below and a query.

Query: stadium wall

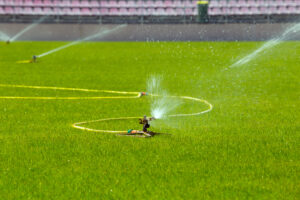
[0,23,299,41]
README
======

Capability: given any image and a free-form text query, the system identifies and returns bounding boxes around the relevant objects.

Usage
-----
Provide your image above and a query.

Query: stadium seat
[43,7,53,15]
[128,7,137,15]
[184,1,195,8]
[14,0,24,6]
[154,1,164,7]
[247,0,257,7]
[14,6,22,14]
[108,1,118,8]
[71,0,80,7]
[208,7,219,15]
[53,7,61,15]
[269,6,278,14]
[23,7,33,14]
[61,7,71,15]
[81,0,90,7]
[53,0,62,6]
[147,8,155,15]
[0,7,4,15]
[81,7,91,15]
[100,8,109,15]
[71,7,81,15]
[4,6,14,14]
[250,6,260,14]
[24,0,33,6]
[110,8,119,15]
[33,0,43,6]
[0,0,298,18]
[228,0,238,8]
[156,7,166,15]
[90,0,99,7]
[166,7,176,15]
[119,7,128,15]
[219,0,228,7]
[240,6,249,14]
[43,0,53,6]
[275,0,285,6]
[33,7,43,15]
[118,0,127,7]
[165,0,173,7]
[91,7,99,15]
[278,5,288,13]
[135,1,144,8]
[231,7,242,15]
[173,0,184,7]
[127,1,136,7]
[209,0,220,8]
[259,6,268,14]
[99,1,108,7]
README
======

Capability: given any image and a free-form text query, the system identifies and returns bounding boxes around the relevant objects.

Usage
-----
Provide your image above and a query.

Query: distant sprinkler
[139,92,148,97]
[32,55,37,63]
[6,40,10,44]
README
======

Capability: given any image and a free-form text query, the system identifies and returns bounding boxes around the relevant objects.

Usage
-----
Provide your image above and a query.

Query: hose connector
[139,92,148,97]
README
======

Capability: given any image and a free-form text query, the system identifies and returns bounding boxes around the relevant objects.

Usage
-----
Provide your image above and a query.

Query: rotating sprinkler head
[125,116,156,137]
[6,40,10,44]
[139,92,148,97]
[139,115,155,132]
[32,55,37,63]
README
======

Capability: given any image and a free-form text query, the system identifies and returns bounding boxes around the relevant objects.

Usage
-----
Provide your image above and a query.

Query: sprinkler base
[122,129,155,137]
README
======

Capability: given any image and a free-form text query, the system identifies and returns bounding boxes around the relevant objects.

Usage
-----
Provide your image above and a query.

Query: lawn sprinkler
[16,55,38,64]
[6,40,10,44]
[140,115,155,132]
[139,92,148,97]
[126,115,156,137]
[31,55,37,63]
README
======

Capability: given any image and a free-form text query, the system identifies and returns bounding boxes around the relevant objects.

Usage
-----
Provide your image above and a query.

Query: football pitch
[0,41,299,199]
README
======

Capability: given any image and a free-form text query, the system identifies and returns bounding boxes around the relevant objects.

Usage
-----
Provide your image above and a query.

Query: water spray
[17,24,127,63]
[0,31,10,43]
[228,23,300,69]
[9,16,48,42]
[36,24,127,59]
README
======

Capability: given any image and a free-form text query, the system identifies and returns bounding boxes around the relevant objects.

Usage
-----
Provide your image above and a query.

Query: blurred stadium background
[0,1,300,41]
[0,0,299,24]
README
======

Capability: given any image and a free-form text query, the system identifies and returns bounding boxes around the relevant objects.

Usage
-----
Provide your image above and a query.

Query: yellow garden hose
[0,84,213,135]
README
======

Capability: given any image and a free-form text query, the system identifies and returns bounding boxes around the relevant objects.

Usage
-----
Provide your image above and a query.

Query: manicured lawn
[0,41,299,199]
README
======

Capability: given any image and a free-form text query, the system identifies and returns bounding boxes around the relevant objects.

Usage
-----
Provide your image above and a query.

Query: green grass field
[0,41,299,199]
